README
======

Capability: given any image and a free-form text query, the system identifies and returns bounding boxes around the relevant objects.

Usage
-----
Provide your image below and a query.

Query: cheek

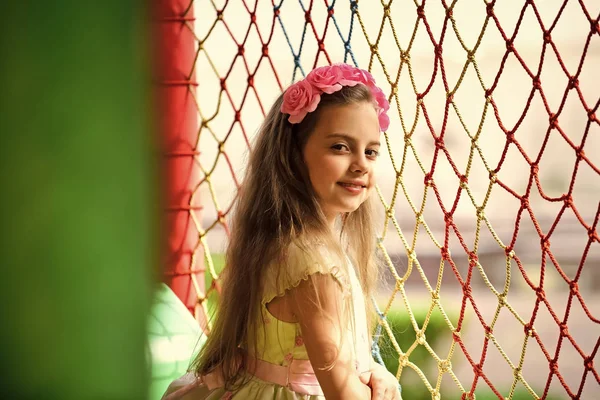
[312,156,341,180]
[326,155,348,172]
[367,170,377,187]
[306,158,333,191]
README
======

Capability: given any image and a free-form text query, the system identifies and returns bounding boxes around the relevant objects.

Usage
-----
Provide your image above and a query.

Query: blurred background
[190,1,600,399]
[1,0,598,399]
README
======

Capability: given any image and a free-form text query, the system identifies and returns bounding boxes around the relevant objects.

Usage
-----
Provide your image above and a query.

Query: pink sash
[201,357,324,396]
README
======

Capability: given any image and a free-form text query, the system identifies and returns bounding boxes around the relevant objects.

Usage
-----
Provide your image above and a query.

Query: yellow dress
[162,244,373,400]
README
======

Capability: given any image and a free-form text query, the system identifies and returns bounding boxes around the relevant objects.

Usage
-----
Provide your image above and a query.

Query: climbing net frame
[162,0,600,398]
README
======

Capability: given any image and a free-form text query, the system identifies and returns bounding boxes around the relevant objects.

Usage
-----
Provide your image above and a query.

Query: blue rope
[294,0,310,79]
[275,0,360,83]
[371,296,386,366]
[273,1,306,80]
[370,236,403,393]
[371,296,402,393]
[328,0,359,66]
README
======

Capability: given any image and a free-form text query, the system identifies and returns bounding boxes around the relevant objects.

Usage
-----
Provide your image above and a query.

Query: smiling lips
[337,181,366,194]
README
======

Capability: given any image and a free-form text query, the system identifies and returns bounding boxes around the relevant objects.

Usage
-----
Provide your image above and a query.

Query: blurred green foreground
[0,2,160,399]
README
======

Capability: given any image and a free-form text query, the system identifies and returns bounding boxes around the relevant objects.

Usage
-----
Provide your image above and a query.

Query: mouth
[337,182,367,189]
[337,182,367,194]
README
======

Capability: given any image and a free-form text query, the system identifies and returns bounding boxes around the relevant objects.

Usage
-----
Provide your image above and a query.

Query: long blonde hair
[190,83,381,389]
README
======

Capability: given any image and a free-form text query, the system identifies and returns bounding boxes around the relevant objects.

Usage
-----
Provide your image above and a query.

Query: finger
[359,371,372,385]
[383,388,394,400]
[371,384,385,400]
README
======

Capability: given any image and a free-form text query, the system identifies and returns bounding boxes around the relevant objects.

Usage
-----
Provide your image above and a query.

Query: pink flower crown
[280,64,390,131]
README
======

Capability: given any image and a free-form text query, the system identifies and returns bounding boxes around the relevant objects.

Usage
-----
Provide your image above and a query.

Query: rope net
[167,0,599,398]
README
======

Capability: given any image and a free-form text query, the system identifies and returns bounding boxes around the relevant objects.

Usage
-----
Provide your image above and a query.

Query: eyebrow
[325,133,380,147]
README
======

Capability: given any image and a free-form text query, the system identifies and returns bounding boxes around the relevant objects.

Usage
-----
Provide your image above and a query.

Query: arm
[287,273,371,400]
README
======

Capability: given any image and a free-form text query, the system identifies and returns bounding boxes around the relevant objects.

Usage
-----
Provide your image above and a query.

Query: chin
[339,203,363,214]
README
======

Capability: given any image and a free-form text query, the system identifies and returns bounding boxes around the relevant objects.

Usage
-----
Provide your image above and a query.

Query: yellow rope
[179,0,598,398]
[355,1,540,398]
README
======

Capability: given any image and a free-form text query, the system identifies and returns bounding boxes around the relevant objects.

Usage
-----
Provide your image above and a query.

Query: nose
[350,152,369,174]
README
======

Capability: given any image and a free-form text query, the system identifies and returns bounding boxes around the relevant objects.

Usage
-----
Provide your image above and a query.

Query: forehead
[311,102,380,143]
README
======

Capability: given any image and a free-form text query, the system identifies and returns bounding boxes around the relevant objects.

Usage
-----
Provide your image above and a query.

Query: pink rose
[337,64,376,87]
[306,65,343,94]
[372,87,390,112]
[280,80,321,124]
[359,69,377,87]
[371,87,390,130]
[336,63,362,87]
[378,112,390,131]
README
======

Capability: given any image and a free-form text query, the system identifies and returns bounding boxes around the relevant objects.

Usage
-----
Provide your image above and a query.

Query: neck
[325,212,338,231]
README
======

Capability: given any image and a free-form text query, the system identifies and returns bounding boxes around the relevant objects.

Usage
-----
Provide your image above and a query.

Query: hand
[359,362,401,400]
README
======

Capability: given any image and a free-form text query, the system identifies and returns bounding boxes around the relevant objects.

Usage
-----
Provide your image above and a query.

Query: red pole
[155,0,206,327]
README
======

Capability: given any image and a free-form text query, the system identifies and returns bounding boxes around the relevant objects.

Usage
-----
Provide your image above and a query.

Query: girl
[162,64,401,400]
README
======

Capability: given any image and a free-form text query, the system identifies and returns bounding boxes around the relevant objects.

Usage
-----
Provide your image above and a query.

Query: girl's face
[303,102,381,225]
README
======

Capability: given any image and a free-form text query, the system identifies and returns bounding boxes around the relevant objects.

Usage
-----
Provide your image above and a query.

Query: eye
[366,149,380,158]
[331,143,350,152]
